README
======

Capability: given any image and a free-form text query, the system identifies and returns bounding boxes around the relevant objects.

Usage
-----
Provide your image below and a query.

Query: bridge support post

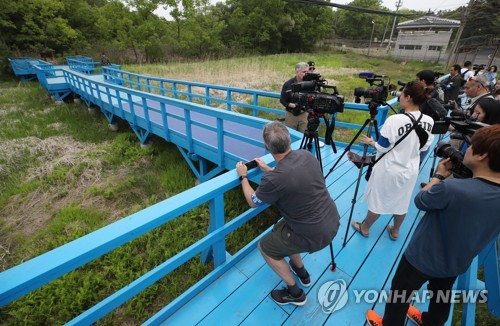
[201,194,227,267]
[176,146,225,183]
[457,259,478,326]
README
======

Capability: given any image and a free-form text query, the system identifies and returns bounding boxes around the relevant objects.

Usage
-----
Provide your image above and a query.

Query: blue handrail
[66,58,99,75]
[0,153,272,324]
[102,66,399,133]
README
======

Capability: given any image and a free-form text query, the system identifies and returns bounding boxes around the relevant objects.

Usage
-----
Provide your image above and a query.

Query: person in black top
[442,64,461,103]
[280,62,310,133]
[100,53,111,66]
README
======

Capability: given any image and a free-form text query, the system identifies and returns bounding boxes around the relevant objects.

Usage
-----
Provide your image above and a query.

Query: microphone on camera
[358,72,387,79]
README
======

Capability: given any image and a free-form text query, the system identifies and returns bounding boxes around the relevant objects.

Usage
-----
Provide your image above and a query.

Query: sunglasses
[309,67,315,71]
[468,77,484,87]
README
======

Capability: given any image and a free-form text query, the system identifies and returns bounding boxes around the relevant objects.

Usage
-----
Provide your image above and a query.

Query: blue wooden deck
[154,142,441,325]
[2,58,498,325]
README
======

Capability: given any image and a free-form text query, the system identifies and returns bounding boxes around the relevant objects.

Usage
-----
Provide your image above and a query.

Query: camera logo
[317,279,348,313]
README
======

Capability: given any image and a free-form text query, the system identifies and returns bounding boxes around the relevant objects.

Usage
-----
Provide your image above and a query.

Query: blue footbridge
[2,57,499,325]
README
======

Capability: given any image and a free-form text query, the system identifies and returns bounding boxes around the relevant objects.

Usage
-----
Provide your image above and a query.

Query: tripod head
[306,111,321,134]
[367,100,381,119]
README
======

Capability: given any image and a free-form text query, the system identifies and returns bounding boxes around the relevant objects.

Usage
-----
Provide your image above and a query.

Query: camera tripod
[324,101,382,247]
[299,111,338,271]
[428,133,446,179]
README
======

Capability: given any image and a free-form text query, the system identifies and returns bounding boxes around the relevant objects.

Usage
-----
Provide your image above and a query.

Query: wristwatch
[433,173,446,181]
[239,175,247,181]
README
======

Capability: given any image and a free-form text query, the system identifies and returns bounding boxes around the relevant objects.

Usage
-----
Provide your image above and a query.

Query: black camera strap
[372,112,424,166]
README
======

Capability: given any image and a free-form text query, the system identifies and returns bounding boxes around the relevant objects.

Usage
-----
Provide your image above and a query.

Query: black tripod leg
[325,118,371,180]
[310,131,336,270]
[429,134,444,178]
[342,117,378,247]
[329,243,336,271]
[314,133,323,171]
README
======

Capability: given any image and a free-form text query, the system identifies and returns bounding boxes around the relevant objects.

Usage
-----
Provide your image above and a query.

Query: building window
[399,44,422,50]
[428,45,442,51]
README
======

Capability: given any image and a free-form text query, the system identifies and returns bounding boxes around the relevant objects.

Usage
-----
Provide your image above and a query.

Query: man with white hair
[280,62,310,133]
[460,74,493,115]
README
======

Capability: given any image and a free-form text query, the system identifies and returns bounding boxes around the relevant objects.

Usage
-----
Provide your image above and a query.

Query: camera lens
[434,142,452,159]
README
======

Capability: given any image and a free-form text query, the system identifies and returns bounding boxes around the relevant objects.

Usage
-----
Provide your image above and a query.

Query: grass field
[0,51,496,325]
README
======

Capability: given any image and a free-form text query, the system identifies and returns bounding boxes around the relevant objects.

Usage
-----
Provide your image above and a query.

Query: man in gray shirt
[236,122,340,306]
[367,124,500,326]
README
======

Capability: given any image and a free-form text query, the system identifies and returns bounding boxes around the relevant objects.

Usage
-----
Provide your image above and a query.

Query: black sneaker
[270,287,307,306]
[290,262,311,287]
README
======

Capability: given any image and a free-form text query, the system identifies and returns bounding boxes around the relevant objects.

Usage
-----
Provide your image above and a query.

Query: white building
[394,16,460,62]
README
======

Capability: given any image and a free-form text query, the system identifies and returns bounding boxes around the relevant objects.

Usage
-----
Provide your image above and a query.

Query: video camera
[434,142,473,178]
[354,72,396,105]
[287,72,345,115]
[473,64,486,73]
[434,71,445,79]
[432,109,490,137]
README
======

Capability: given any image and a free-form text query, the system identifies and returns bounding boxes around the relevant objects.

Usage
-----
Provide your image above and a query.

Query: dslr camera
[286,72,345,115]
[434,142,472,178]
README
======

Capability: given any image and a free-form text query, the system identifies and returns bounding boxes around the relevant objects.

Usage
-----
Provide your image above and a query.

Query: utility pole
[386,0,403,54]
[381,17,391,47]
[445,0,475,69]
[368,21,375,57]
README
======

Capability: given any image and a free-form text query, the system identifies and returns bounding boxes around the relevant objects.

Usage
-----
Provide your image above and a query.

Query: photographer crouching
[236,122,340,306]
[281,62,310,132]
[367,124,500,326]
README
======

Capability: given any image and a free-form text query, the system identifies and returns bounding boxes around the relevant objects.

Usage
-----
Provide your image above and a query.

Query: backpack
[421,98,448,121]
[460,69,469,86]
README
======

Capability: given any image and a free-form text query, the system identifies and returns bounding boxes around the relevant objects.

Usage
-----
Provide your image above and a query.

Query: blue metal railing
[8,58,51,80]
[62,69,293,171]
[102,67,398,132]
[66,57,100,75]
[0,153,273,324]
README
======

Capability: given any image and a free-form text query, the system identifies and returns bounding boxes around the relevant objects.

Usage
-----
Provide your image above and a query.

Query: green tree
[439,0,500,39]
[217,0,334,54]
[1,0,79,53]
[334,0,390,40]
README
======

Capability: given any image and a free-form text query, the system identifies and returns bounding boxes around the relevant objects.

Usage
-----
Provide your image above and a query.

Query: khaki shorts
[285,111,308,133]
[259,220,309,260]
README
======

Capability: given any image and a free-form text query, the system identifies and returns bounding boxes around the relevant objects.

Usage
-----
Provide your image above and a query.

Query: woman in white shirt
[352,81,434,240]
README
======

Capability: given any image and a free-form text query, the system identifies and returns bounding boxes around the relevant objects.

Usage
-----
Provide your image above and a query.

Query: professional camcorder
[354,72,396,104]
[287,72,345,115]
[434,71,445,79]
[473,64,486,72]
[432,110,490,136]
[434,142,473,178]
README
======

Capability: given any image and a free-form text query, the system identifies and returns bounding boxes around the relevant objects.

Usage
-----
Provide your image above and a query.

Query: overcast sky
[154,0,470,20]
[353,0,468,12]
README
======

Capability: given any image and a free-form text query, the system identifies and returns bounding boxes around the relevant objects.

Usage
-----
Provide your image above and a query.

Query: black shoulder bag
[364,113,425,181]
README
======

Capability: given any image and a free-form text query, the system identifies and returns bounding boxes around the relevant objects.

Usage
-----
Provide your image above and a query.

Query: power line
[286,0,409,17]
